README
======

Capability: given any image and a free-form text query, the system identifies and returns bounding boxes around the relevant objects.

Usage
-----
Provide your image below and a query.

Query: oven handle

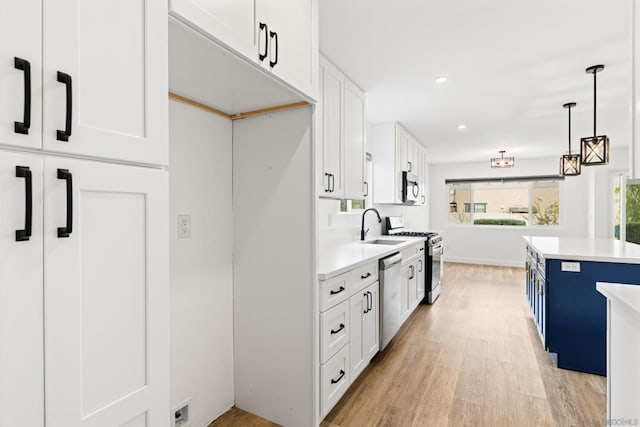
[431,244,444,255]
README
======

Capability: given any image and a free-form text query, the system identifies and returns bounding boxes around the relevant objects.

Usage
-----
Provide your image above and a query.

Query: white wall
[318,122,430,241]
[169,100,234,425]
[429,148,629,266]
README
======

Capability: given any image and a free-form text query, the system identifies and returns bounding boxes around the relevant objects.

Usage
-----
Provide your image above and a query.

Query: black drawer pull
[269,31,278,68]
[57,169,73,238]
[15,166,32,241]
[330,323,345,334]
[330,369,345,384]
[419,247,424,251]
[56,71,72,142]
[329,286,345,295]
[14,57,31,135]
[361,272,372,279]
[258,22,268,61]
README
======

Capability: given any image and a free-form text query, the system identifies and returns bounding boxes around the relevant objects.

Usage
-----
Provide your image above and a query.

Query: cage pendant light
[580,64,609,166]
[560,102,581,176]
[490,150,515,168]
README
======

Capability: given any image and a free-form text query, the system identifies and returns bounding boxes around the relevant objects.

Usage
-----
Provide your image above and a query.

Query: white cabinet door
[0,0,42,150]
[42,0,168,166]
[363,282,380,362]
[408,261,418,310]
[417,256,426,302]
[349,291,367,380]
[343,80,365,200]
[169,0,260,63]
[400,263,411,319]
[321,60,343,197]
[0,151,44,427]
[263,0,317,100]
[44,158,169,427]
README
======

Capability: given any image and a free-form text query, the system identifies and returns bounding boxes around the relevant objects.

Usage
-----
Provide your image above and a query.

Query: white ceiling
[319,0,632,163]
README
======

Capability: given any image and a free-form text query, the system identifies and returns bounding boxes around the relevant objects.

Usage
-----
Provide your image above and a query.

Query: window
[340,199,365,212]
[448,179,560,226]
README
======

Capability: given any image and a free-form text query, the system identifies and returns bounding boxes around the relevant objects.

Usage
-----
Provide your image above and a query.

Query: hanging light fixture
[560,102,581,176]
[490,150,515,168]
[580,64,609,166]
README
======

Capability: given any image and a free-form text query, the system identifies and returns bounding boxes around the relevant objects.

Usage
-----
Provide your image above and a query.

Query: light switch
[561,261,580,273]
[178,215,191,239]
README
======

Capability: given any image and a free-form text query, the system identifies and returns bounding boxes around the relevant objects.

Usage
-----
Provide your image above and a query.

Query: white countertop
[523,236,640,264]
[318,236,427,280]
[597,282,640,314]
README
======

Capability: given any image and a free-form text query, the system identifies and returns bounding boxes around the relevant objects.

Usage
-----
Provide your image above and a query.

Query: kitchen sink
[361,239,407,245]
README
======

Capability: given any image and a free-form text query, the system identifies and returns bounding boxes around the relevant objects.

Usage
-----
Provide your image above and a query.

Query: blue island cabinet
[525,245,547,347]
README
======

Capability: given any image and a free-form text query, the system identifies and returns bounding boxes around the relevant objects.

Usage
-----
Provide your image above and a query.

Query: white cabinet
[0,152,44,427]
[0,0,168,166]
[43,158,169,427]
[170,0,318,101]
[400,244,426,321]
[373,123,427,205]
[349,281,379,381]
[0,152,169,427]
[417,256,426,302]
[318,56,366,200]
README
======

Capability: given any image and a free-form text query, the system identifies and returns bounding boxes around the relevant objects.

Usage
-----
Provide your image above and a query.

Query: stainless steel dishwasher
[379,252,403,350]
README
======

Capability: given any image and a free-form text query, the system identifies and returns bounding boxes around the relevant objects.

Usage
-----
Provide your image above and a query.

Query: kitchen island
[523,236,640,376]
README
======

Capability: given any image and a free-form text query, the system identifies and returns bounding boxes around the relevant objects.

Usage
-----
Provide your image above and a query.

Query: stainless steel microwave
[402,171,419,204]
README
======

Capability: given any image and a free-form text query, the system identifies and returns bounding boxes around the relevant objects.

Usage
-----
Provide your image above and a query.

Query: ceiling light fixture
[580,64,609,166]
[490,150,515,168]
[560,102,581,176]
[435,76,448,84]
[457,124,467,131]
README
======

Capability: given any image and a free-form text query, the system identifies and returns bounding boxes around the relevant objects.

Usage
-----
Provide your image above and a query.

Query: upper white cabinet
[373,122,427,205]
[43,0,168,165]
[318,56,366,200]
[0,0,168,166]
[170,0,318,101]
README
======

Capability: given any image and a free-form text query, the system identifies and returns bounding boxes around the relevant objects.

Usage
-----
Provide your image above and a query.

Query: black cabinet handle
[368,291,373,312]
[361,272,371,279]
[258,23,268,61]
[418,260,423,273]
[422,195,425,204]
[329,173,335,193]
[14,57,31,135]
[330,369,345,384]
[329,286,345,295]
[324,172,331,192]
[269,31,278,68]
[407,161,412,172]
[15,166,32,241]
[419,246,424,252]
[364,181,368,197]
[409,265,414,280]
[330,323,345,335]
[363,292,369,314]
[56,71,72,142]
[413,183,419,198]
[57,169,73,238]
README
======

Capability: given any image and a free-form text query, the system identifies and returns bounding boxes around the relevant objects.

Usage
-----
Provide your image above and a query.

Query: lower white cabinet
[349,281,379,380]
[0,151,169,427]
[417,256,426,302]
[401,251,426,321]
[320,344,350,418]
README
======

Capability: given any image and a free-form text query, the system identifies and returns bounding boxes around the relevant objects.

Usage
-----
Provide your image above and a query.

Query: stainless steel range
[384,216,444,304]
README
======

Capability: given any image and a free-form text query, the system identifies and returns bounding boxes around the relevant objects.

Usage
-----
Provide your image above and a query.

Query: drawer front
[348,261,378,294]
[321,300,350,363]
[320,273,349,311]
[401,243,422,265]
[320,344,350,419]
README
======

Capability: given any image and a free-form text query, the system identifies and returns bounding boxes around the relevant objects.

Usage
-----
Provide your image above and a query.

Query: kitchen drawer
[321,300,349,363]
[320,273,349,311]
[320,344,350,419]
[347,261,378,294]
[401,243,423,265]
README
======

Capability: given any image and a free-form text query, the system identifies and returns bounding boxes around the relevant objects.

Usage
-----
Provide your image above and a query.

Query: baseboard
[444,256,524,268]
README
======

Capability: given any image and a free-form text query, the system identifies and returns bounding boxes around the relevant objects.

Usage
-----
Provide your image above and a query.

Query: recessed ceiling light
[457,124,467,131]
[435,76,448,84]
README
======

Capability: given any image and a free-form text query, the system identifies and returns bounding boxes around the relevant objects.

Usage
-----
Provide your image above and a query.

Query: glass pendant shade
[560,153,581,176]
[490,150,515,168]
[581,64,609,166]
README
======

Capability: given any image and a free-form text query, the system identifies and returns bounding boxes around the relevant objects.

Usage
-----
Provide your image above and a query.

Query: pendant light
[560,102,581,176]
[580,64,609,166]
[490,150,515,168]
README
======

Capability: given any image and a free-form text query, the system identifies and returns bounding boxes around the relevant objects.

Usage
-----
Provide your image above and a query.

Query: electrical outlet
[561,261,580,273]
[173,400,191,427]
[178,215,191,239]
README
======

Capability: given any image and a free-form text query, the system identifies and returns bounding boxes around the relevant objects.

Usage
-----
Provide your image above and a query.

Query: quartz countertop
[597,282,640,314]
[523,236,640,264]
[318,236,427,280]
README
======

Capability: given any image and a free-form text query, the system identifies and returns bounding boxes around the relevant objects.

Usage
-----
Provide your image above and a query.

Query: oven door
[402,171,419,204]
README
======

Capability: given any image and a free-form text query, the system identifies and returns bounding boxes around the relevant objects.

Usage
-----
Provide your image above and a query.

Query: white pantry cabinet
[170,0,318,101]
[349,281,379,381]
[0,152,44,427]
[0,0,168,166]
[318,56,366,200]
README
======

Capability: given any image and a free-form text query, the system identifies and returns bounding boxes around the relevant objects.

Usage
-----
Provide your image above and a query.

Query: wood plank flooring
[210,263,606,427]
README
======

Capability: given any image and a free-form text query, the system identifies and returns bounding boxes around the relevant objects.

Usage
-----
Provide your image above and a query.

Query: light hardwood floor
[211,263,606,427]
